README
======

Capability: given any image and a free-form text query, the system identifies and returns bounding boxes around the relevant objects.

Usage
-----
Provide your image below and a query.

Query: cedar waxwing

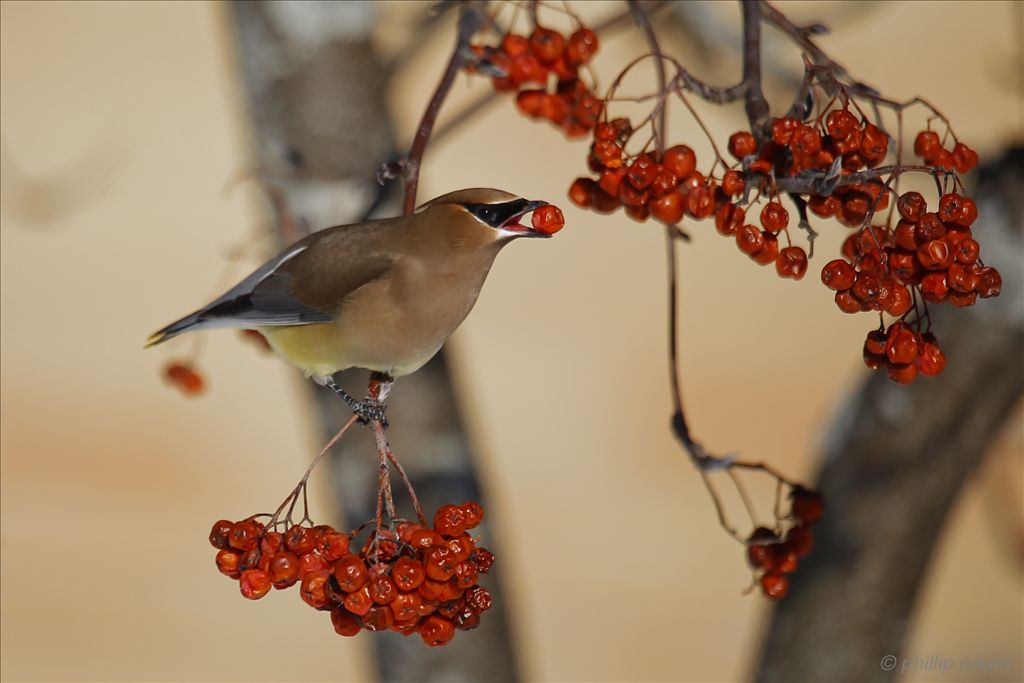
[147,188,553,416]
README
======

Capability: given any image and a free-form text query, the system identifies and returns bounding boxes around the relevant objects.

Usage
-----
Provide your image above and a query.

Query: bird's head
[417,188,554,247]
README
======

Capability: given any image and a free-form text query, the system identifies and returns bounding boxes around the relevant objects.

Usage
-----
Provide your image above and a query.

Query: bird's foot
[323,377,389,428]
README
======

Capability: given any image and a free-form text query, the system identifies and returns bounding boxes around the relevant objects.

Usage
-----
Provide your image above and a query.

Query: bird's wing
[147,221,397,345]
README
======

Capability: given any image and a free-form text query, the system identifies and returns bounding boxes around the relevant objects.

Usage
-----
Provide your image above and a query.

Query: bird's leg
[322,374,392,427]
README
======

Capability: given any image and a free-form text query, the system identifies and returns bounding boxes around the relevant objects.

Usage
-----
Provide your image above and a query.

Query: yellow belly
[259,323,441,380]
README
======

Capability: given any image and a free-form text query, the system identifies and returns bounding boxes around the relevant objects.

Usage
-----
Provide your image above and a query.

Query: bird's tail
[145,311,203,348]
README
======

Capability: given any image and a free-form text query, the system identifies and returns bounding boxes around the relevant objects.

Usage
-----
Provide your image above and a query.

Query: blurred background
[1,1,1021,681]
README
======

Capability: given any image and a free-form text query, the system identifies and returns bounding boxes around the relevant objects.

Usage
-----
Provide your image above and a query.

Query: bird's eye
[477,206,496,223]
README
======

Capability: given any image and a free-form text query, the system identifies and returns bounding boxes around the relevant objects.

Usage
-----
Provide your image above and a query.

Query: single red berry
[914,130,941,160]
[977,267,1002,298]
[835,290,861,314]
[917,335,946,376]
[785,526,814,557]
[298,551,327,578]
[896,191,927,222]
[369,574,398,605]
[333,554,368,593]
[820,259,855,291]
[209,520,233,549]
[886,284,913,317]
[363,605,395,632]
[566,27,599,65]
[768,543,799,574]
[316,532,350,562]
[300,569,332,610]
[721,170,746,197]
[791,487,824,525]
[618,181,649,209]
[775,246,808,280]
[425,546,457,581]
[531,205,565,235]
[921,272,949,302]
[685,185,715,219]
[649,167,680,198]
[825,109,857,140]
[714,203,745,236]
[728,131,757,160]
[528,26,565,64]
[330,606,362,637]
[859,123,888,163]
[761,572,789,600]
[471,548,495,574]
[885,324,920,366]
[454,561,479,589]
[419,615,456,647]
[806,193,839,218]
[433,504,467,538]
[268,551,300,589]
[464,585,493,612]
[568,177,595,208]
[864,330,888,356]
[239,569,272,600]
[228,519,261,552]
[627,154,658,190]
[216,549,242,579]
[343,585,373,616]
[752,232,779,266]
[888,362,919,385]
[770,117,798,145]
[735,224,765,256]
[283,525,316,555]
[392,556,427,592]
[390,591,423,622]
[651,191,683,224]
[759,201,789,233]
[789,125,822,157]
[747,527,779,569]
[662,145,697,179]
[952,142,979,173]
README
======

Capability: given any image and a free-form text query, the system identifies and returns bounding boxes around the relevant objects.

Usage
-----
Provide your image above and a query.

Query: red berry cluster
[469,25,601,137]
[209,502,494,647]
[569,123,811,280]
[819,189,1000,382]
[746,487,823,600]
[913,131,979,173]
[164,361,204,395]
[862,323,946,384]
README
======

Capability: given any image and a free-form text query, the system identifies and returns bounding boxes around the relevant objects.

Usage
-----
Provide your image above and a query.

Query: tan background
[1,1,1021,681]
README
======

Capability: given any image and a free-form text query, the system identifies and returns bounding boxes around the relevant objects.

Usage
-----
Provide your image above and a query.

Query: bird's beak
[499,200,552,238]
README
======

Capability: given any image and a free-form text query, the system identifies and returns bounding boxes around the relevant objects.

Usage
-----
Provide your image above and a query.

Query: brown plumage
[147,188,552,381]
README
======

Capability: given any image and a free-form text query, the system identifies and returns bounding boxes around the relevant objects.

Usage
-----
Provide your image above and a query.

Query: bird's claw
[352,398,388,428]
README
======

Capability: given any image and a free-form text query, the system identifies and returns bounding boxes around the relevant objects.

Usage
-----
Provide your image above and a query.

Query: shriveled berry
[239,569,272,600]
[471,548,495,574]
[228,519,262,552]
[896,191,927,222]
[759,201,789,233]
[419,615,456,647]
[825,109,857,139]
[464,585,492,612]
[363,605,394,632]
[300,569,332,609]
[343,585,373,616]
[714,203,745,236]
[921,272,949,302]
[209,520,233,549]
[330,606,362,637]
[977,267,1002,298]
[835,290,861,314]
[886,324,919,366]
[775,246,808,280]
